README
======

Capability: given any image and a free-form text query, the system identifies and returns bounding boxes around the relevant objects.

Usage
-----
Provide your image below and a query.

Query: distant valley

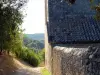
[23,33,44,50]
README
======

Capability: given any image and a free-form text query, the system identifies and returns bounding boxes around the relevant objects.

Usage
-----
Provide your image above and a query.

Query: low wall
[52,44,100,75]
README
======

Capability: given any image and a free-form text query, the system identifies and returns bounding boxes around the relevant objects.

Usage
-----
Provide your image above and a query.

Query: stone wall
[52,44,100,75]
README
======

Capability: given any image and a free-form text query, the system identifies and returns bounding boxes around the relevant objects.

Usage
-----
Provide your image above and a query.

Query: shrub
[38,48,45,62]
[25,49,40,67]
[14,47,40,67]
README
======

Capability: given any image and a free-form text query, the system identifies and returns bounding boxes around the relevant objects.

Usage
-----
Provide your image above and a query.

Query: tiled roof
[47,0,100,44]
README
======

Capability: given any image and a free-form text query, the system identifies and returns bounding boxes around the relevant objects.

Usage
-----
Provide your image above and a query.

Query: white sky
[22,0,45,34]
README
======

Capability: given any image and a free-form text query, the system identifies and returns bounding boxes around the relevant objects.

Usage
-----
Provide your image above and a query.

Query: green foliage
[23,35,44,50]
[94,5,100,20]
[14,47,45,67]
[0,0,27,52]
[41,68,51,75]
[22,34,45,66]
[14,47,40,67]
[90,0,100,20]
[38,49,45,62]
[0,0,44,67]
[0,0,28,10]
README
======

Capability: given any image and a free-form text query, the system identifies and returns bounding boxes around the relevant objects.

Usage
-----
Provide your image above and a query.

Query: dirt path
[0,55,43,75]
[10,68,42,75]
[10,58,43,75]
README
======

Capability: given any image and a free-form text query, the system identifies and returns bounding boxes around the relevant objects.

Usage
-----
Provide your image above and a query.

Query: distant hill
[23,33,44,50]
[24,33,44,40]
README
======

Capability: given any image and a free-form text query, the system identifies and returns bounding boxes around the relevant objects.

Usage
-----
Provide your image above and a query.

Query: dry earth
[0,55,42,75]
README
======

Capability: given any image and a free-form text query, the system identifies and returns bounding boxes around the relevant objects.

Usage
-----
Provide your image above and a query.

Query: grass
[39,61,45,67]
[41,68,51,75]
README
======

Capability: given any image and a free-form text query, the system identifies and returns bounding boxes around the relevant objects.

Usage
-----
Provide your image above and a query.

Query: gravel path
[10,67,42,75]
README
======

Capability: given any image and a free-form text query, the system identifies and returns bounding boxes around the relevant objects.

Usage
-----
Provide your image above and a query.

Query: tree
[0,0,28,54]
[89,0,100,20]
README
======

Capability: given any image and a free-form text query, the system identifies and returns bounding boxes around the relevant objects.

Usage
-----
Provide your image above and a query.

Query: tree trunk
[0,31,3,55]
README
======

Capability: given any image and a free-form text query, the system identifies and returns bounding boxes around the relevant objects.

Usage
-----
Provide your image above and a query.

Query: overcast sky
[22,0,45,34]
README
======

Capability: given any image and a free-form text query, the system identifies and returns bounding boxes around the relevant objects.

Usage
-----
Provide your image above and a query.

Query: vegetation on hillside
[22,35,45,66]
[0,0,45,67]
[23,35,44,50]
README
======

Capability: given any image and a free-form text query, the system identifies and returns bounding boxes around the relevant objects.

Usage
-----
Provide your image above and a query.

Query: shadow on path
[10,68,41,75]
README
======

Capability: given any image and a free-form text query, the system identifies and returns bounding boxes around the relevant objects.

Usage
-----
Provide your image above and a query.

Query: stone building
[45,0,100,75]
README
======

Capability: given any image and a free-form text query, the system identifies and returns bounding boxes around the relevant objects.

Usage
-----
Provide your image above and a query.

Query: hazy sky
[22,0,45,34]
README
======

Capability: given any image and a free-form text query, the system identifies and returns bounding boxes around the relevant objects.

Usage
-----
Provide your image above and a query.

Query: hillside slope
[23,35,44,50]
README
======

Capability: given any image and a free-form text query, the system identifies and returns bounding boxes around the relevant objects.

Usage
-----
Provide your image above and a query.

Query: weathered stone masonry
[52,44,100,75]
[45,0,100,75]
